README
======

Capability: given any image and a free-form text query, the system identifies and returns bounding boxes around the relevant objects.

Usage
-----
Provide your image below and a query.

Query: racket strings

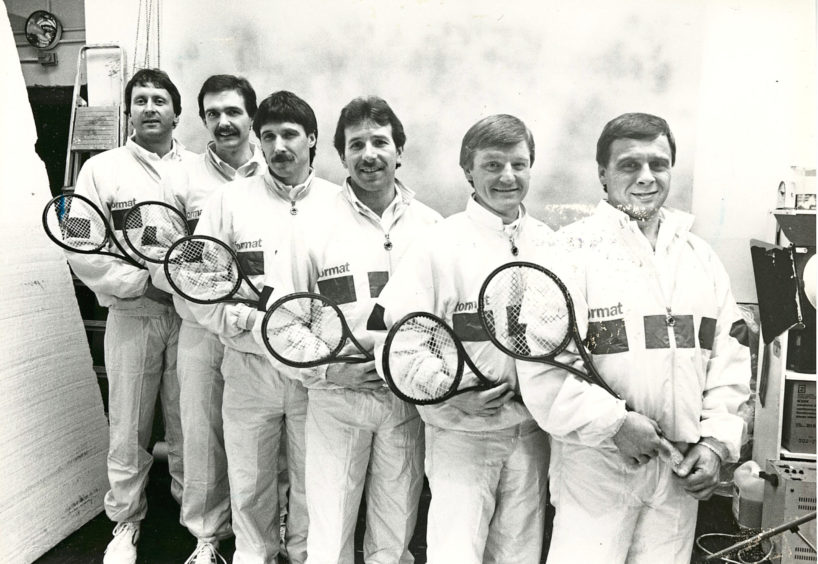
[51,196,107,250]
[482,266,571,357]
[265,297,344,364]
[387,316,460,402]
[166,239,239,300]
[125,204,187,260]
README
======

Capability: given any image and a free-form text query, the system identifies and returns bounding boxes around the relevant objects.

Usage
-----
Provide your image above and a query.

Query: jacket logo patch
[644,315,670,349]
[587,319,629,354]
[699,317,716,350]
[186,218,199,233]
[235,238,263,251]
[236,250,264,277]
[673,315,695,348]
[319,263,351,278]
[317,274,356,305]
[452,312,488,342]
[368,271,389,298]
[588,302,624,319]
[110,206,133,231]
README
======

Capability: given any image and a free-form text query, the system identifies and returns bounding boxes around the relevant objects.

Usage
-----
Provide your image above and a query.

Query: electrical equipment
[762,460,816,563]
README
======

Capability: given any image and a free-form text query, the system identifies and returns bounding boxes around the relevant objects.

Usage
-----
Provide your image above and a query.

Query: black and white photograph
[1,1,815,563]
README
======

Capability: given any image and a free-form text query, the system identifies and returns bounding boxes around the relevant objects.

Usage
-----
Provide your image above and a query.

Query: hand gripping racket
[478,261,684,467]
[123,201,189,264]
[382,311,500,405]
[261,292,374,368]
[42,193,146,269]
[164,235,261,305]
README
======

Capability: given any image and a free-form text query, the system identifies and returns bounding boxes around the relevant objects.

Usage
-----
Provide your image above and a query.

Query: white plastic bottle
[732,460,765,529]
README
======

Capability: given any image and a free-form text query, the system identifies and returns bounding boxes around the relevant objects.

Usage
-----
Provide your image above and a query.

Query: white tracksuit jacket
[376,197,555,432]
[190,170,340,353]
[67,138,193,306]
[258,179,442,387]
[518,201,751,460]
[150,142,266,322]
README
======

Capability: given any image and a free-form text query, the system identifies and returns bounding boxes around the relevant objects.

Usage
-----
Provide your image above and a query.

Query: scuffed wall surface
[159,0,704,228]
[83,0,816,297]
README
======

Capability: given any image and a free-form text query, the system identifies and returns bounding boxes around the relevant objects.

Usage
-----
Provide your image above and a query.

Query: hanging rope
[133,0,161,71]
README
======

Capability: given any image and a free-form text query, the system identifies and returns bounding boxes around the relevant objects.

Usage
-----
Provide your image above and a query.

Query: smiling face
[129,83,177,148]
[341,121,401,196]
[258,121,315,185]
[465,141,531,224]
[598,135,672,221]
[202,89,253,156]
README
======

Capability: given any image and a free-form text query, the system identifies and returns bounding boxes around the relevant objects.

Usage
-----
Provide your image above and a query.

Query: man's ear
[308,133,317,148]
[396,147,403,169]
[598,164,608,192]
[463,167,474,188]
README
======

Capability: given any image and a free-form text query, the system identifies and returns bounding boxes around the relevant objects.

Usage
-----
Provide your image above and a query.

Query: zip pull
[384,233,393,251]
[509,235,519,256]
[290,201,298,215]
[665,307,676,327]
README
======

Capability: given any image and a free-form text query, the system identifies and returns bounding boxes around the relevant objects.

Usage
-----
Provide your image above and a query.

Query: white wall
[691,0,816,302]
[83,0,817,303]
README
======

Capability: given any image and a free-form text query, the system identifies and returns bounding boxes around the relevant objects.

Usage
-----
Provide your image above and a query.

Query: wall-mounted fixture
[25,10,63,50]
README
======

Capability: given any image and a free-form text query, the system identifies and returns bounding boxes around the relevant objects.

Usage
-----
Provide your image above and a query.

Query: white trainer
[102,521,140,564]
[183,540,226,564]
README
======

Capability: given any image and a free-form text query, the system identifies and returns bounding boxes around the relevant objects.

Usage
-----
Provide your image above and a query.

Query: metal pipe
[703,511,817,561]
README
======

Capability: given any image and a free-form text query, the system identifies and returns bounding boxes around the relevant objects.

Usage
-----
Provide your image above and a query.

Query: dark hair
[125,68,181,117]
[333,96,406,158]
[253,91,318,164]
[596,112,676,167]
[459,114,535,172]
[197,74,258,120]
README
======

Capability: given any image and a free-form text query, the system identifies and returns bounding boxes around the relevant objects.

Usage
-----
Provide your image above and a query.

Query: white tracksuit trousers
[103,300,183,522]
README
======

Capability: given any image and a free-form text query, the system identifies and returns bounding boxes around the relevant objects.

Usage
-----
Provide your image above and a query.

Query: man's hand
[447,382,515,416]
[612,411,674,468]
[673,443,722,500]
[326,360,383,391]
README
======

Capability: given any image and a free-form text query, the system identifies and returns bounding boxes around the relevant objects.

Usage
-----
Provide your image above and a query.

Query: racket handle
[624,403,684,469]
[658,437,684,469]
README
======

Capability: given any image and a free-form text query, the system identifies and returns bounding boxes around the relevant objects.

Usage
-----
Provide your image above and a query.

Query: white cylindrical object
[732,460,764,529]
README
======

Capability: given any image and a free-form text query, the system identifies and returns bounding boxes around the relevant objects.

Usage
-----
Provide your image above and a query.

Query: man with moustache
[65,68,192,564]
[374,114,552,563]
[518,113,751,563]
[154,75,265,564]
[258,96,441,564]
[190,91,339,564]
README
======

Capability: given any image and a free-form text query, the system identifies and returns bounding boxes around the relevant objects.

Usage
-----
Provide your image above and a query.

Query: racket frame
[261,291,374,369]
[382,311,497,406]
[163,234,260,305]
[122,200,190,264]
[478,260,622,399]
[478,260,685,467]
[42,192,146,270]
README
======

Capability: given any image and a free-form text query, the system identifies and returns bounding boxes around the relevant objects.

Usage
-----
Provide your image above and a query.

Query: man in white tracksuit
[65,68,192,564]
[258,96,441,564]
[375,115,552,563]
[518,113,751,564]
[156,75,265,564]
[189,91,340,564]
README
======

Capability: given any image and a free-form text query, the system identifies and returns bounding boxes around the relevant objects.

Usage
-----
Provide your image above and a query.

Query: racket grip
[658,436,684,469]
